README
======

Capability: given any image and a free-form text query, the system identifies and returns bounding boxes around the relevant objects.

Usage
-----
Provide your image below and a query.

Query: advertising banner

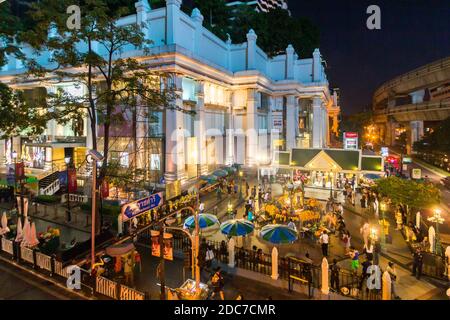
[68,168,77,193]
[121,192,163,222]
[151,230,173,260]
[15,162,25,179]
[101,180,109,198]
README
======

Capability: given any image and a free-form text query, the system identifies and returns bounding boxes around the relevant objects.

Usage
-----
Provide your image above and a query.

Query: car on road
[440,177,450,189]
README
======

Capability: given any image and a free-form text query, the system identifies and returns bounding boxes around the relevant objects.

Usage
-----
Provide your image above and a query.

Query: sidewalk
[342,194,446,300]
[132,243,311,300]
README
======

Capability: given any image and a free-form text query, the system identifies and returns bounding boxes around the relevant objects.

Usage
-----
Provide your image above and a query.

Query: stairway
[38,171,60,195]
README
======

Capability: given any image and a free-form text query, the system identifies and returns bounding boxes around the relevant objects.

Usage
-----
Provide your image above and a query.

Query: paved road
[0,261,83,300]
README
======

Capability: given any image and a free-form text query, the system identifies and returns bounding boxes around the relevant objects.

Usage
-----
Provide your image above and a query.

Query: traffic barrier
[96,276,118,299]
[35,252,52,272]
[20,246,34,264]
[120,285,145,300]
[1,238,14,255]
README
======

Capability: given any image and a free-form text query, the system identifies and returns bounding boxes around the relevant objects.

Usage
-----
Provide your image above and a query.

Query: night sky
[288,0,450,115]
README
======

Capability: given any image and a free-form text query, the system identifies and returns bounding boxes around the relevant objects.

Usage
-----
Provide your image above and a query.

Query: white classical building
[0,0,340,190]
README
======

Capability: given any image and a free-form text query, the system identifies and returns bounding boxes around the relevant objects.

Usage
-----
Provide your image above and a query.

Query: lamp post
[239,170,243,200]
[379,201,387,251]
[428,208,444,255]
[12,150,24,225]
[65,156,71,222]
[87,149,104,272]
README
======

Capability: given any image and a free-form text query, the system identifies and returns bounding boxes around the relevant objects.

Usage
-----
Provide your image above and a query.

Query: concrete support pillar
[312,96,323,148]
[321,257,330,295]
[226,91,235,165]
[271,247,279,280]
[194,82,208,175]
[382,271,392,300]
[227,238,235,268]
[164,75,186,183]
[165,0,181,45]
[410,120,424,152]
[285,95,297,150]
[322,107,328,147]
[246,29,257,70]
[246,89,258,166]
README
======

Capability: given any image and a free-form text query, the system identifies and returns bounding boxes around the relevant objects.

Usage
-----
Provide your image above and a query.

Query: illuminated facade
[0,0,339,188]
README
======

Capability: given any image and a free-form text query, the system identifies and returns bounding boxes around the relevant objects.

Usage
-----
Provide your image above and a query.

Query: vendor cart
[175,279,209,300]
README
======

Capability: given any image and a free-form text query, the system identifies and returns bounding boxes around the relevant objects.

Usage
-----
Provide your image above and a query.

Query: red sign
[68,168,77,193]
[101,180,109,198]
[15,162,24,179]
[344,132,358,138]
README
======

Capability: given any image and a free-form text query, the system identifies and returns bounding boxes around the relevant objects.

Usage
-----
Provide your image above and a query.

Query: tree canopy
[373,176,441,210]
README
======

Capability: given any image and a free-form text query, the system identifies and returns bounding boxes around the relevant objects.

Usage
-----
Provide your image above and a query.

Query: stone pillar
[226,91,235,165]
[322,106,328,147]
[227,238,235,268]
[165,0,181,45]
[246,89,258,166]
[321,257,329,295]
[382,271,392,300]
[445,246,450,281]
[194,81,208,175]
[271,247,279,280]
[191,8,204,56]
[312,96,323,148]
[285,95,297,150]
[416,211,421,229]
[429,226,435,253]
[136,102,148,171]
[285,44,295,79]
[312,48,322,82]
[246,29,257,70]
[135,0,151,39]
[164,75,186,183]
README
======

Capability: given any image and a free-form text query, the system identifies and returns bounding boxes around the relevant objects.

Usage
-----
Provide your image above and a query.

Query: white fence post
[321,257,329,295]
[271,247,278,280]
[227,238,235,267]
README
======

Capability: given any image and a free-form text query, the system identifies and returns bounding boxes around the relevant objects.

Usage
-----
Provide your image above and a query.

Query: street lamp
[379,201,387,251]
[12,150,24,226]
[87,149,104,272]
[428,208,444,255]
[239,170,243,200]
[65,156,71,222]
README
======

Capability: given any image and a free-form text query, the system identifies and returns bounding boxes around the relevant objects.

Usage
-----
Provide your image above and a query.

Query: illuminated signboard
[343,132,358,150]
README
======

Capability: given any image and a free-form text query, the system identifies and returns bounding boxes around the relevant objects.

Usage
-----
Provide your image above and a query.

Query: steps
[38,171,60,195]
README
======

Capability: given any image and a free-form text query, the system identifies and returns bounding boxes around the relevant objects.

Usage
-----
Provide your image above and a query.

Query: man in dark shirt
[330,259,340,291]
[359,258,372,290]
[412,248,424,280]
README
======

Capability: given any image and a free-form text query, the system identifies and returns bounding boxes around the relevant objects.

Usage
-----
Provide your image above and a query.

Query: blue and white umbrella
[183,213,219,230]
[212,169,228,177]
[220,219,254,237]
[260,224,298,244]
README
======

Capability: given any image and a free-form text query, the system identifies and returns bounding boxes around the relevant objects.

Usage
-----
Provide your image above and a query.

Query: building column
[285,95,297,150]
[322,107,329,147]
[164,75,186,183]
[195,81,208,175]
[136,103,148,171]
[165,0,181,45]
[226,90,235,165]
[410,120,424,153]
[312,96,323,148]
[246,89,258,166]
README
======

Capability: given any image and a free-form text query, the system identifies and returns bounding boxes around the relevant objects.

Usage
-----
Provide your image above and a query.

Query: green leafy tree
[414,116,450,154]
[373,176,441,218]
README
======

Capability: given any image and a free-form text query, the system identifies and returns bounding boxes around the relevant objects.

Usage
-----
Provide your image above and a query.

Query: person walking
[342,230,351,254]
[387,262,400,299]
[360,221,370,249]
[199,201,205,213]
[210,267,225,300]
[359,258,372,290]
[411,248,424,280]
[364,240,374,262]
[288,218,297,232]
[205,245,215,271]
[349,247,360,274]
[330,258,340,291]
[124,256,134,287]
[319,230,329,257]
